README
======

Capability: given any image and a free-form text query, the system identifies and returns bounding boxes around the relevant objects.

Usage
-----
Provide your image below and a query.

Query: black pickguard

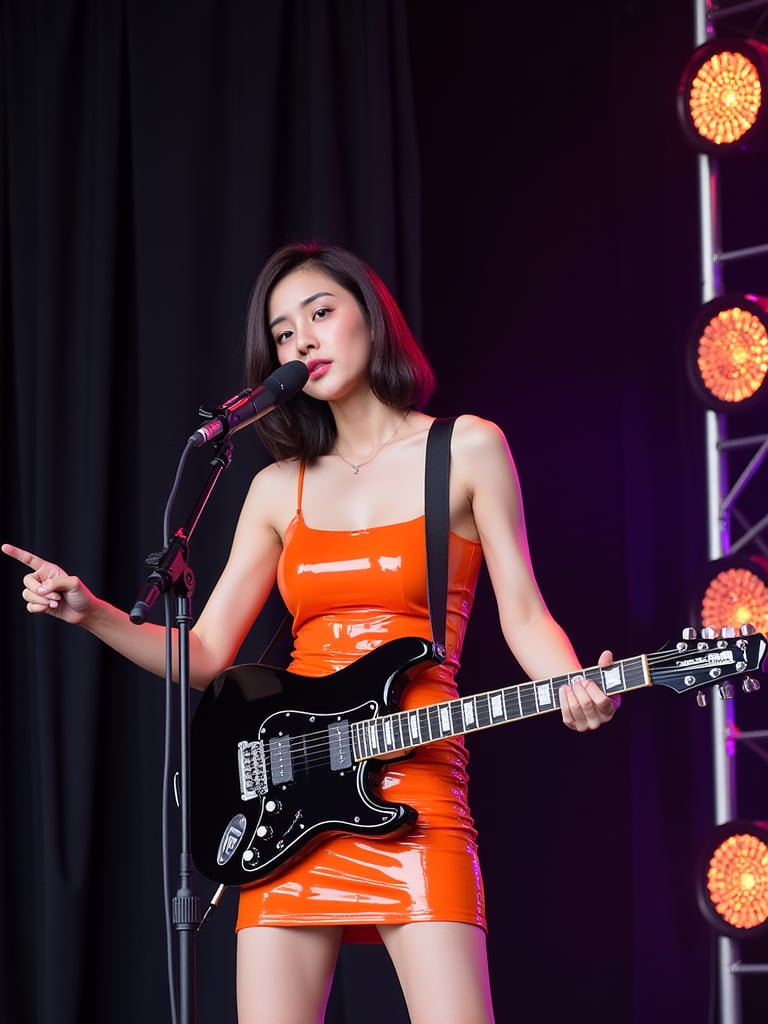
[190,636,436,887]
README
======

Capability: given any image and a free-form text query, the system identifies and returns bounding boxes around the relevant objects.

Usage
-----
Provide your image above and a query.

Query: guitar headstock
[649,624,767,701]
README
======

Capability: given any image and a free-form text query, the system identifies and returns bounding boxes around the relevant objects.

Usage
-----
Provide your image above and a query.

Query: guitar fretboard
[351,655,649,760]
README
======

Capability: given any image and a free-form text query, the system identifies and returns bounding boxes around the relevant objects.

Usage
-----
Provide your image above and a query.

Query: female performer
[3,241,618,1024]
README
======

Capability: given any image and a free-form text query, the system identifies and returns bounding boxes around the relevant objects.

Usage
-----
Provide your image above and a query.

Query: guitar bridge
[238,739,268,800]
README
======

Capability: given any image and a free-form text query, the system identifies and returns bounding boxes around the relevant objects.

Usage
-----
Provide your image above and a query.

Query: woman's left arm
[451,415,618,732]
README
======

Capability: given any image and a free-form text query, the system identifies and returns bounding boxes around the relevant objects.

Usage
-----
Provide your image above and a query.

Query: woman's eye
[312,307,330,321]
[275,329,292,344]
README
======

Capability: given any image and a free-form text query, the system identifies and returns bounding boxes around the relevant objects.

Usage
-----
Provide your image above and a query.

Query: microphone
[188,360,309,447]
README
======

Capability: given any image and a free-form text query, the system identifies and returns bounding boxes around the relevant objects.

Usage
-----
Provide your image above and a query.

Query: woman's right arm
[2,462,288,690]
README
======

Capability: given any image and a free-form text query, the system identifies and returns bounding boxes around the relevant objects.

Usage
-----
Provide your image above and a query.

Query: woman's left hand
[559,649,620,731]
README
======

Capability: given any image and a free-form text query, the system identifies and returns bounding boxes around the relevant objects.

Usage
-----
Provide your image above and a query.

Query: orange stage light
[687,295,768,413]
[678,37,768,154]
[696,555,768,638]
[698,821,768,938]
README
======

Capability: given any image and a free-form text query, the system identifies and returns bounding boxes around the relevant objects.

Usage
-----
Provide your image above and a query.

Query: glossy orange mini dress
[235,463,485,943]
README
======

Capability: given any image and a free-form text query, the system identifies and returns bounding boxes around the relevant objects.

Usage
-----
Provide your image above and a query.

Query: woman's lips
[306,360,331,380]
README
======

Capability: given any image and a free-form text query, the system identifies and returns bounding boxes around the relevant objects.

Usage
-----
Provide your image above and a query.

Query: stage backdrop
[2,2,767,1023]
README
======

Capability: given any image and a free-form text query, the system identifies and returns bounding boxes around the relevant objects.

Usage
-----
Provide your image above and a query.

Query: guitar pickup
[237,740,268,800]
[328,720,352,771]
[270,734,294,785]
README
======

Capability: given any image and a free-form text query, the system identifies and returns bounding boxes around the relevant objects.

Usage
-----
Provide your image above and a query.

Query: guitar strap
[258,415,457,666]
[424,416,456,665]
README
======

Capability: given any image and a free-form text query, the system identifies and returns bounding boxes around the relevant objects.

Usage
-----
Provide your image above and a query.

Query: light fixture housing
[697,820,768,939]
[687,294,768,413]
[677,36,768,155]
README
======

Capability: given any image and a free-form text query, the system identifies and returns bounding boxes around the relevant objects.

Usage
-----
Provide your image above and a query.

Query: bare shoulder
[450,414,513,466]
[241,457,302,538]
[249,456,301,491]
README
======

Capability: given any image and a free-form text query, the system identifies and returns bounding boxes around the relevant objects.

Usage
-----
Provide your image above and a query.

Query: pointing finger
[2,543,47,573]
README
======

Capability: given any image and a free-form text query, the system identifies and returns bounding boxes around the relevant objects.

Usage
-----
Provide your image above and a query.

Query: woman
[2,241,618,1024]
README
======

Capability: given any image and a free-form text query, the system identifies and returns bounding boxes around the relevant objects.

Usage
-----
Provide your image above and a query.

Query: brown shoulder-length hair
[244,241,436,461]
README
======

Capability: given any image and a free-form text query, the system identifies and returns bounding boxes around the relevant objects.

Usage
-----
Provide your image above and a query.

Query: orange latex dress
[235,463,485,943]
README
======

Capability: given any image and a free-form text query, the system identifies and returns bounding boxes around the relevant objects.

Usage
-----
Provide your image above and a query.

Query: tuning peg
[701,626,717,641]
[697,691,709,708]
[682,627,697,641]
[721,625,736,638]
[740,623,756,636]
[741,676,762,694]
[718,683,735,700]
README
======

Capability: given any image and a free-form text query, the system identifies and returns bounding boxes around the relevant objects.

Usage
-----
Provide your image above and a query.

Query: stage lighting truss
[697,820,768,939]
[678,36,768,154]
[687,294,768,413]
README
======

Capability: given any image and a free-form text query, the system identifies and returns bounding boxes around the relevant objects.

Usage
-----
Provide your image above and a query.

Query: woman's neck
[330,397,408,454]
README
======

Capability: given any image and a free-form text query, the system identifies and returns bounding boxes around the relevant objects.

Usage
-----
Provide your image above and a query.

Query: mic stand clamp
[130,535,194,626]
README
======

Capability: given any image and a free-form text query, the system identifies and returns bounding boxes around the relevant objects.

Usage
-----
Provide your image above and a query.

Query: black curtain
[3,2,768,1022]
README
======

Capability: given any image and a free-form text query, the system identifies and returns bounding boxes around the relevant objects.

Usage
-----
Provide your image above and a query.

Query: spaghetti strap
[296,462,306,515]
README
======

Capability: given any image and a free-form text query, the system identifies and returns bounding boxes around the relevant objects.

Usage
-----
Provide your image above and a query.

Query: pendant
[352,465,360,475]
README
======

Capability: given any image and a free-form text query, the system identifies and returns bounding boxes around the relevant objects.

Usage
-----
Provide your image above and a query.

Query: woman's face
[267,266,373,402]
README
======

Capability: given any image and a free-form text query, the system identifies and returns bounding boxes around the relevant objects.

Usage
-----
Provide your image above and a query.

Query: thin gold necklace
[333,412,409,475]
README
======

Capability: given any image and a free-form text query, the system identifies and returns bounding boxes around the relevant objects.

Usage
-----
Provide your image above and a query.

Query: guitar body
[190,635,436,886]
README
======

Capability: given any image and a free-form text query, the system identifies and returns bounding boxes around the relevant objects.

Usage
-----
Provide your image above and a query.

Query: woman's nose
[295,330,317,354]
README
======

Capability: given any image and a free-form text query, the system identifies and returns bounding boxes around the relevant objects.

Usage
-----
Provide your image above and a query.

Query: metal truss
[692,2,768,1022]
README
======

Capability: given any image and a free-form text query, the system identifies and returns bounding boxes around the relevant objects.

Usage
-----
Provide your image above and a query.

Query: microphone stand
[130,437,235,1024]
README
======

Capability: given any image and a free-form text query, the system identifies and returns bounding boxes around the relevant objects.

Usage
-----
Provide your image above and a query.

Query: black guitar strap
[424,416,456,665]
[258,415,457,666]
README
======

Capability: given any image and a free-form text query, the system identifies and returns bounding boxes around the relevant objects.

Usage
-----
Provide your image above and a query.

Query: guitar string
[266,656,730,764]
[258,646,752,770]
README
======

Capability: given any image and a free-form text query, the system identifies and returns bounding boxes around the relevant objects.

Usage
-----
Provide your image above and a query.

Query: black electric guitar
[189,627,766,887]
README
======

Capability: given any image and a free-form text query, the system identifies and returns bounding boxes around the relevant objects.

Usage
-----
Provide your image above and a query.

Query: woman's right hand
[1,542,96,625]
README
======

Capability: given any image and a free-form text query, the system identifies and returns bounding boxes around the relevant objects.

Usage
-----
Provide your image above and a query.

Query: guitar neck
[351,654,649,760]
